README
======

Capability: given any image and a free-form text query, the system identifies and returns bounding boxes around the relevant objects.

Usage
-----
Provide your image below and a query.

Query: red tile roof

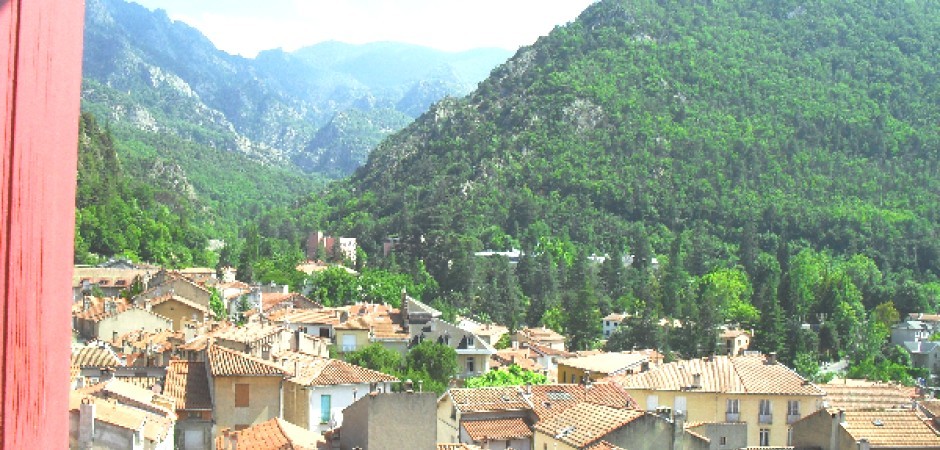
[462,417,533,442]
[69,391,174,443]
[280,351,398,386]
[534,403,645,448]
[448,386,532,413]
[585,441,626,450]
[72,297,131,322]
[165,360,212,411]
[822,379,918,411]
[529,383,637,421]
[207,345,285,377]
[841,409,940,447]
[72,343,124,368]
[610,354,824,396]
[214,417,324,450]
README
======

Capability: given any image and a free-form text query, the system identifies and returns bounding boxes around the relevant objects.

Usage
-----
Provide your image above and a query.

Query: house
[205,344,287,436]
[72,342,125,381]
[903,340,940,373]
[437,386,535,448]
[138,272,212,310]
[458,316,509,347]
[210,322,295,360]
[110,329,181,369]
[791,408,940,449]
[270,307,344,340]
[557,351,652,385]
[146,294,210,332]
[414,318,496,379]
[72,266,152,300]
[532,403,709,450]
[259,292,321,316]
[74,378,176,418]
[279,350,398,434]
[515,327,567,351]
[526,342,575,381]
[608,353,825,447]
[718,328,751,356]
[69,391,176,450]
[306,231,358,264]
[176,267,216,284]
[891,320,934,346]
[215,417,325,450]
[73,296,173,341]
[165,360,214,450]
[491,347,545,373]
[602,313,628,338]
[340,391,438,450]
[908,313,940,328]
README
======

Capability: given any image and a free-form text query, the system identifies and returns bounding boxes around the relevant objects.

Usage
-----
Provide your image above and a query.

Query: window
[466,357,475,374]
[787,400,801,423]
[759,399,772,423]
[320,394,332,424]
[726,398,740,422]
[719,437,726,445]
[759,428,770,446]
[234,383,250,407]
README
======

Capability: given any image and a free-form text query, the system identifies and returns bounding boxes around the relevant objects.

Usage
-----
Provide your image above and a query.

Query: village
[64,234,940,450]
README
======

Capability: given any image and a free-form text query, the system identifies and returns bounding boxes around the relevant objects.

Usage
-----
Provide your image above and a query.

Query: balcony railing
[759,414,772,424]
[341,345,357,352]
[725,412,740,422]
[787,413,801,424]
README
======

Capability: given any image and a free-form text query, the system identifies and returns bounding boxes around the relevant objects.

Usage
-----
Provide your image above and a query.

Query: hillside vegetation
[307,0,940,379]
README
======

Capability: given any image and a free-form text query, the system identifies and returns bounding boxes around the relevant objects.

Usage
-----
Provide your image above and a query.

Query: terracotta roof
[72,343,124,368]
[527,341,575,358]
[76,378,175,417]
[280,352,398,386]
[149,294,209,313]
[70,365,81,384]
[602,313,628,322]
[69,391,174,442]
[335,316,371,330]
[270,308,342,325]
[214,417,324,450]
[822,379,917,411]
[111,329,181,354]
[207,345,285,377]
[719,328,751,339]
[462,417,533,441]
[610,354,824,396]
[529,383,637,421]
[72,267,149,288]
[585,441,626,450]
[448,386,532,413]
[212,322,285,344]
[165,360,212,410]
[118,376,163,391]
[437,445,481,450]
[909,313,940,322]
[261,292,320,312]
[841,409,940,447]
[534,403,645,448]
[72,297,132,322]
[491,348,543,372]
[558,352,650,375]
[520,327,566,343]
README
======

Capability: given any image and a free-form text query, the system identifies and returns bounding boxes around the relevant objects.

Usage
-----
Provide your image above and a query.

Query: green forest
[79,0,940,384]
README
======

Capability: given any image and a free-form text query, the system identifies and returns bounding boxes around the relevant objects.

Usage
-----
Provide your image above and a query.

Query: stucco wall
[212,376,282,434]
[97,309,172,341]
[151,301,205,332]
[340,392,437,450]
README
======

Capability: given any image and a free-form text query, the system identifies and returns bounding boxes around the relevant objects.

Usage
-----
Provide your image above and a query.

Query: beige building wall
[626,388,821,447]
[212,376,282,434]
[97,309,172,340]
[335,329,370,353]
[437,397,461,444]
[282,381,310,430]
[340,392,437,450]
[151,300,205,332]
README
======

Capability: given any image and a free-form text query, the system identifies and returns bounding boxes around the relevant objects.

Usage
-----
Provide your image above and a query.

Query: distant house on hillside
[306,231,357,264]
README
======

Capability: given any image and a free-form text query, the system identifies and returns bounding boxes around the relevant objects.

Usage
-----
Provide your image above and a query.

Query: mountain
[82,0,512,172]
[325,0,940,285]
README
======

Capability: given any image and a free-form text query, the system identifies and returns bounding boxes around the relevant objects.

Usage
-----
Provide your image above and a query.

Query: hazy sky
[131,0,597,57]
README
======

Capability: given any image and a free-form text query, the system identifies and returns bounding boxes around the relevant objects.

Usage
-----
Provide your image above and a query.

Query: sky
[131,0,597,57]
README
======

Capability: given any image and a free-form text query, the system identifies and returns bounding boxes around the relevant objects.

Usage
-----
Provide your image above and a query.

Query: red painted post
[0,0,85,448]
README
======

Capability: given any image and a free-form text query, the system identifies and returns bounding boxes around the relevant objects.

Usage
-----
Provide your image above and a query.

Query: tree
[345,343,403,375]
[405,340,458,386]
[465,364,548,388]
[871,301,900,329]
[209,287,226,320]
[563,285,601,351]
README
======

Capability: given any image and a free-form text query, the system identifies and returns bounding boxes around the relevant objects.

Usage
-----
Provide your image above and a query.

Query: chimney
[830,410,845,450]
[858,438,871,450]
[692,373,702,389]
[83,296,91,311]
[767,352,778,365]
[79,398,96,447]
[672,410,685,450]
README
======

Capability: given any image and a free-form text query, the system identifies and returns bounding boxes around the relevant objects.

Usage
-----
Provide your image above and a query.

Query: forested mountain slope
[331,0,939,277]
[316,0,940,367]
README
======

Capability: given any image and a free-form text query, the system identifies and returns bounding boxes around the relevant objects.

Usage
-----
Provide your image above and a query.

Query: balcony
[341,345,358,352]
[787,413,801,424]
[759,414,772,424]
[725,412,740,422]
